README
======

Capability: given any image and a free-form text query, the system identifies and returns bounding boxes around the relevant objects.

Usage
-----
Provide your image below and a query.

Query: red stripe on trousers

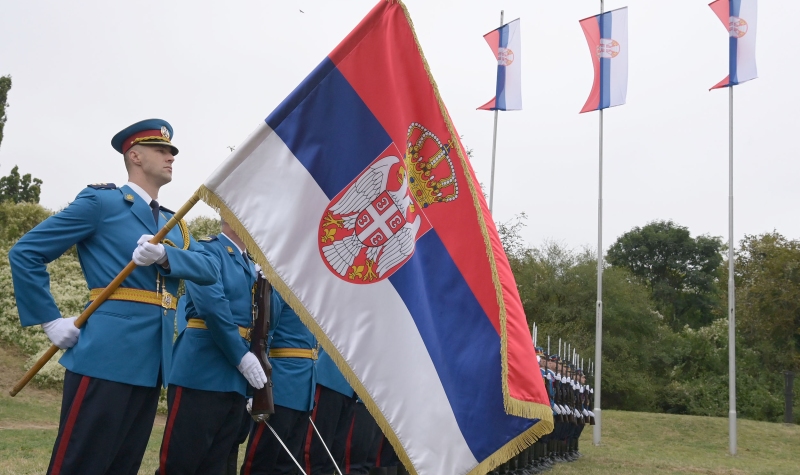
[244,423,266,475]
[376,435,385,467]
[304,385,322,474]
[345,412,356,474]
[159,386,184,474]
[51,375,91,475]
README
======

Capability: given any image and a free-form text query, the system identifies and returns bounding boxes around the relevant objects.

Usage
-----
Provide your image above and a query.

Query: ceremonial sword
[309,416,344,475]
[265,421,308,475]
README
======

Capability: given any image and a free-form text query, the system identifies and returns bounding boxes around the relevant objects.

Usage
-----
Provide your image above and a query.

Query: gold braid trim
[130,136,172,146]
[160,217,190,250]
[197,3,553,473]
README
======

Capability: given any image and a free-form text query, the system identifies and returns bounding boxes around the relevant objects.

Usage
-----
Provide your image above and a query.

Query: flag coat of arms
[198,2,552,474]
[579,7,628,113]
[478,19,522,111]
[709,0,757,89]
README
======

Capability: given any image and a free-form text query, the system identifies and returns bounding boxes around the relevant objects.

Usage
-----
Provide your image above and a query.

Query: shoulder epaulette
[159,205,176,214]
[198,236,219,242]
[87,183,116,190]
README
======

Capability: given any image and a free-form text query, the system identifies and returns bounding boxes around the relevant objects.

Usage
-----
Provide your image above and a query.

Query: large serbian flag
[199,1,552,474]
[709,0,758,89]
[478,19,522,111]
[579,7,628,113]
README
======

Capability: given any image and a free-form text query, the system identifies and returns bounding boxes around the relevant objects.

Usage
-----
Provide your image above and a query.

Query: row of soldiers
[488,346,595,475]
[9,117,592,474]
[8,118,409,474]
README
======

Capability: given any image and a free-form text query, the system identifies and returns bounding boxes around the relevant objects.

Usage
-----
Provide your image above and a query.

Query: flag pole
[488,9,504,215]
[593,0,605,449]
[728,84,737,456]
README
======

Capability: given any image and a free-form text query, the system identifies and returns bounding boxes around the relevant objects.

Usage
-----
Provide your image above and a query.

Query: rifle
[250,274,275,422]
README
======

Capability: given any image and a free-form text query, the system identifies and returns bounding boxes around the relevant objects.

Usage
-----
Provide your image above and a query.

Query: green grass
[1,343,798,474]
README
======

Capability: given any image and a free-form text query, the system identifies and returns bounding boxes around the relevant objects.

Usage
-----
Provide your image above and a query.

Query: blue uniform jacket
[316,348,354,398]
[270,292,317,412]
[169,234,256,397]
[9,184,218,387]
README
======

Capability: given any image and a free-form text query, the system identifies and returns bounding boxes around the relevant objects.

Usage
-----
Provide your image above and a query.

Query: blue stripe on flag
[731,0,741,17]
[389,231,536,460]
[267,58,393,199]
[599,13,612,110]
[495,24,510,110]
[266,58,336,132]
[729,36,739,85]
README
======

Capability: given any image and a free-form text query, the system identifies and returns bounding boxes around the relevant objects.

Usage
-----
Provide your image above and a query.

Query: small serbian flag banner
[709,0,758,89]
[198,1,552,474]
[478,19,522,111]
[579,7,628,113]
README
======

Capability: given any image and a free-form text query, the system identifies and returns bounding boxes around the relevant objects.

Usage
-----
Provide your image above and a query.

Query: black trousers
[156,385,246,475]
[47,369,161,475]
[345,403,382,475]
[241,404,310,475]
[304,385,357,475]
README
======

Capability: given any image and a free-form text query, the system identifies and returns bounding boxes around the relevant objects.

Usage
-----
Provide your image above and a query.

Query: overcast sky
[1,0,797,253]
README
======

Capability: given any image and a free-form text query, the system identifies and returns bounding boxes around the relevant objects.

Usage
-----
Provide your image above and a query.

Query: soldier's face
[137,145,175,185]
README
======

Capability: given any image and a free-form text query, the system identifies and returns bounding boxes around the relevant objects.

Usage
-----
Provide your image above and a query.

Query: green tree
[607,220,723,329]
[734,232,800,374]
[0,75,10,148]
[187,215,221,240]
[0,165,44,204]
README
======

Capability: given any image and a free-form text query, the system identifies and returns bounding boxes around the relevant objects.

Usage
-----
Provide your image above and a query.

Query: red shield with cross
[317,142,431,284]
[355,191,407,247]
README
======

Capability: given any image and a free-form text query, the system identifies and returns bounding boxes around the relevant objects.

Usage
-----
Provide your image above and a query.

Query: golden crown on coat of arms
[403,123,459,209]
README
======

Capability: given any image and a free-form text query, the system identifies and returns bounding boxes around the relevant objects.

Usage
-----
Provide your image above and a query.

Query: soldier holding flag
[9,119,219,474]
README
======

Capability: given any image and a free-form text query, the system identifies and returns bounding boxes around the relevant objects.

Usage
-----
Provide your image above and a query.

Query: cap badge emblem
[161,126,170,140]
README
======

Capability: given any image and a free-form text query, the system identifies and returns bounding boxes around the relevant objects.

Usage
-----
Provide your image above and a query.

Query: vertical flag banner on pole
[709,0,758,89]
[579,3,629,447]
[478,16,522,215]
[197,2,552,475]
[579,7,628,113]
[478,18,523,112]
[709,0,758,457]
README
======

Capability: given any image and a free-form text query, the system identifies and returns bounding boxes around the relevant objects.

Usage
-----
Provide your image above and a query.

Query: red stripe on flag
[579,16,602,113]
[51,375,91,475]
[709,0,730,27]
[305,385,322,474]
[244,423,266,475]
[333,3,550,407]
[483,29,501,60]
[159,386,183,474]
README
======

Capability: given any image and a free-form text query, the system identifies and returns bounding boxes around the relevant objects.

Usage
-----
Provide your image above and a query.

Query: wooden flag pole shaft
[9,191,202,397]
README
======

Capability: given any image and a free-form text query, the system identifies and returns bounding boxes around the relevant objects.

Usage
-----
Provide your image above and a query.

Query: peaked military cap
[111,119,179,156]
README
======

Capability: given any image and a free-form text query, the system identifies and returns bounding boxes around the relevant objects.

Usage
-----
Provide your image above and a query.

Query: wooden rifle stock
[250,275,275,422]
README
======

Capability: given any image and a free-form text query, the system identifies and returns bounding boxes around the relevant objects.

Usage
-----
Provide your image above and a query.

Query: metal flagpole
[488,10,504,214]
[728,85,737,456]
[593,0,605,448]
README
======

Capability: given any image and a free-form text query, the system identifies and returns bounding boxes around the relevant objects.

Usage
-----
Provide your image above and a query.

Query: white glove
[254,263,266,279]
[246,398,253,414]
[42,317,80,349]
[132,234,167,266]
[238,352,268,389]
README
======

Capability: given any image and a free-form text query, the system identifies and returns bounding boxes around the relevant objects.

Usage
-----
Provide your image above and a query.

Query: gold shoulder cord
[157,218,190,315]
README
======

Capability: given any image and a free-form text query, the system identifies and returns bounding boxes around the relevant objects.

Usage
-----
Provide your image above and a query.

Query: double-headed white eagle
[322,155,422,278]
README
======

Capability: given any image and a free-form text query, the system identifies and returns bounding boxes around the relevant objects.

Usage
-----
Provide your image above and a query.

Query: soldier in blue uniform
[9,119,219,475]
[241,292,318,475]
[303,348,357,474]
[157,220,268,474]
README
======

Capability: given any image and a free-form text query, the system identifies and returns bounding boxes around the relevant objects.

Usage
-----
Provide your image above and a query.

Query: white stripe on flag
[608,8,628,108]
[204,123,480,475]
